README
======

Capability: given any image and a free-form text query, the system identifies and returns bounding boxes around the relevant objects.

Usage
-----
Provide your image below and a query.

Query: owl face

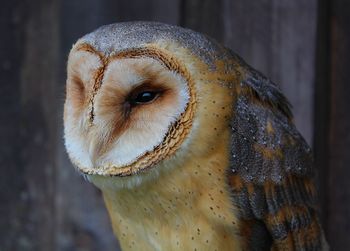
[64,23,238,180]
[64,46,193,177]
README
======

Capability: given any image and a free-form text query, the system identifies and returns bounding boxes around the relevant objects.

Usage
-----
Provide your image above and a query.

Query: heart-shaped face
[64,45,195,177]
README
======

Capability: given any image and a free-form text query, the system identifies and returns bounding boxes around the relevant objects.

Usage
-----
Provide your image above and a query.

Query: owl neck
[95,129,240,250]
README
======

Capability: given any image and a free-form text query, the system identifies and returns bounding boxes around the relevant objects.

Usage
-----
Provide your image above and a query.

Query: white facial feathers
[64,56,190,171]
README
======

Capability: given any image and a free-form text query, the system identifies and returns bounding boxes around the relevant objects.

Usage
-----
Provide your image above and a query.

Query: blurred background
[0,0,349,250]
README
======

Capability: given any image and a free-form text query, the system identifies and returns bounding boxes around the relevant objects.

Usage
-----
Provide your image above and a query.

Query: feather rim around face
[65,43,196,177]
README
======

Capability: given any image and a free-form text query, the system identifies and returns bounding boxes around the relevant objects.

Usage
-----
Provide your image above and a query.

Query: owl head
[64,22,241,187]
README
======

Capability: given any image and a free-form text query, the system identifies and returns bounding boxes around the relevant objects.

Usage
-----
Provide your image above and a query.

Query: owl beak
[88,138,102,167]
[87,128,111,167]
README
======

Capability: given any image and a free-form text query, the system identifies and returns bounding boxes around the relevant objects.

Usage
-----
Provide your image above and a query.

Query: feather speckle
[64,22,328,251]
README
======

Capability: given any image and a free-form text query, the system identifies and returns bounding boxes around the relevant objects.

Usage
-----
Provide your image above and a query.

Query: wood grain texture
[0,0,28,250]
[222,0,317,144]
[0,0,60,250]
[20,1,61,249]
[0,0,349,250]
[180,0,223,41]
[114,0,180,24]
[313,0,331,234]
[328,0,350,249]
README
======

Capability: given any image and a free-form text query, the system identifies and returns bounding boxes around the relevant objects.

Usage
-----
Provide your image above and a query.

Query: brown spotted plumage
[64,22,328,250]
[228,66,327,250]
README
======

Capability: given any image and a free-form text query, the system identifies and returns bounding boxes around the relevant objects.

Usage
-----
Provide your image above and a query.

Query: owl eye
[130,91,159,105]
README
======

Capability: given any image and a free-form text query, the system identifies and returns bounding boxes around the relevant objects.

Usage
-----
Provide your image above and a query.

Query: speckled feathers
[64,22,328,251]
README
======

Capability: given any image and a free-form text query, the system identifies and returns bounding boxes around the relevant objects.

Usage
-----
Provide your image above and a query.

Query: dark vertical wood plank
[0,0,28,250]
[0,0,61,250]
[114,0,154,21]
[150,0,181,25]
[313,0,331,234]
[20,0,61,250]
[222,0,317,144]
[113,0,181,24]
[180,0,223,41]
[328,0,350,249]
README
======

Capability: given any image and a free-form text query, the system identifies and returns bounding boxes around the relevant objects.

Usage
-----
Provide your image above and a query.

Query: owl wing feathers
[229,66,327,250]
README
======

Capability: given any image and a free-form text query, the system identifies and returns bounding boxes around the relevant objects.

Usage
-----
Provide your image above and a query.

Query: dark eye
[130,91,159,105]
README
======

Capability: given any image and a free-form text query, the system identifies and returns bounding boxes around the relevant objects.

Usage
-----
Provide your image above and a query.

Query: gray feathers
[79,21,230,67]
[229,69,313,184]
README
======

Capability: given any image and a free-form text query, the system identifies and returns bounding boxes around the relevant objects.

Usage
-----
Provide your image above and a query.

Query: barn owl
[64,22,328,250]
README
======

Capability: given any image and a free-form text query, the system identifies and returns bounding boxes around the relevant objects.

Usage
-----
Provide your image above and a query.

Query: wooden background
[0,0,349,250]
